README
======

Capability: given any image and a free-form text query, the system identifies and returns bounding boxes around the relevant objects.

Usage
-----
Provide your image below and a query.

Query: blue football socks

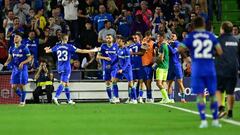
[55,84,64,98]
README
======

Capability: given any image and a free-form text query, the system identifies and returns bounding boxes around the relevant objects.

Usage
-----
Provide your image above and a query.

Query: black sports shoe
[218,106,226,119]
[218,110,227,119]
[227,110,233,119]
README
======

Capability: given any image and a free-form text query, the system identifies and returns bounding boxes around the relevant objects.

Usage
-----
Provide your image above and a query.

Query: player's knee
[60,82,67,87]
[128,82,134,88]
[156,82,163,88]
[196,95,205,103]
[177,79,183,84]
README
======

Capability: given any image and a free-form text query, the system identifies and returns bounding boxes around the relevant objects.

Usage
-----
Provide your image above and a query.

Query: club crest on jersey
[19,49,22,53]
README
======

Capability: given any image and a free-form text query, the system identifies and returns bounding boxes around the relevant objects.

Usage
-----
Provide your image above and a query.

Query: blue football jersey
[99,43,118,69]
[9,44,31,69]
[24,38,39,57]
[128,42,142,69]
[168,41,181,65]
[182,30,220,77]
[117,46,131,70]
[94,13,114,32]
[51,43,77,73]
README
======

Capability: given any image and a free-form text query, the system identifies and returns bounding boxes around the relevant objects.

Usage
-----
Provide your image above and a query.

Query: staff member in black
[33,59,54,103]
[215,21,240,119]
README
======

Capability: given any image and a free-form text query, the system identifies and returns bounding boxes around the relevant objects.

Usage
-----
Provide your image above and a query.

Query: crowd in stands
[0,0,239,79]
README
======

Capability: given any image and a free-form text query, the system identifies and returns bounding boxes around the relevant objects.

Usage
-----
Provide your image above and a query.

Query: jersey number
[193,39,213,58]
[131,46,139,57]
[57,50,68,61]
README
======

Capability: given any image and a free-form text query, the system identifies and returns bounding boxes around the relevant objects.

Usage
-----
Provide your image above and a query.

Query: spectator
[190,12,197,22]
[114,9,133,38]
[170,3,185,26]
[24,30,39,69]
[170,19,184,41]
[98,20,116,43]
[232,25,240,41]
[135,1,153,29]
[81,52,99,79]
[48,17,62,36]
[52,7,65,26]
[26,8,36,26]
[124,0,141,12]
[78,0,98,32]
[152,0,172,20]
[94,4,114,32]
[33,60,54,103]
[13,0,30,25]
[191,0,208,13]
[151,7,166,33]
[31,0,43,10]
[79,21,98,49]
[0,31,8,64]
[180,0,192,15]
[207,0,222,21]
[152,21,172,40]
[72,59,80,70]
[107,0,119,16]
[4,0,19,11]
[25,18,42,38]
[2,10,14,40]
[131,14,148,36]
[78,0,98,20]
[194,3,208,22]
[97,0,107,7]
[62,0,79,40]
[35,8,47,30]
[38,27,58,62]
[7,17,24,47]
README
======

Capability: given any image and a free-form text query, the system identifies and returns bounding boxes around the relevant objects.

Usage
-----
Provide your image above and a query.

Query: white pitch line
[152,103,240,126]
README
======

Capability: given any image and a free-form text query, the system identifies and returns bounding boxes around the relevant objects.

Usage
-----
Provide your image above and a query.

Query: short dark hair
[15,32,24,38]
[13,17,19,21]
[221,21,233,33]
[192,16,205,29]
[7,9,13,14]
[233,25,239,30]
[157,32,165,38]
[106,34,113,38]
[104,20,110,25]
[28,30,36,35]
[134,32,143,39]
[194,3,201,7]
[117,35,126,42]
[144,31,152,36]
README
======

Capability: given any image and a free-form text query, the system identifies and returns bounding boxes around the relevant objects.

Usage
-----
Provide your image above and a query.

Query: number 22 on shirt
[193,39,213,59]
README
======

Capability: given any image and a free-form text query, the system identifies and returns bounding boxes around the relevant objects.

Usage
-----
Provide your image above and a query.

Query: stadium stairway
[212,0,240,34]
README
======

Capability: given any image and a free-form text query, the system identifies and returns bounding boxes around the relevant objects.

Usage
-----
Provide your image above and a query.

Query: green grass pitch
[0,102,239,135]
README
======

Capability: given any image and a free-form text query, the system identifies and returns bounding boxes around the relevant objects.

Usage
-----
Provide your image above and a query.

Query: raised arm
[75,47,99,54]
[44,47,52,53]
